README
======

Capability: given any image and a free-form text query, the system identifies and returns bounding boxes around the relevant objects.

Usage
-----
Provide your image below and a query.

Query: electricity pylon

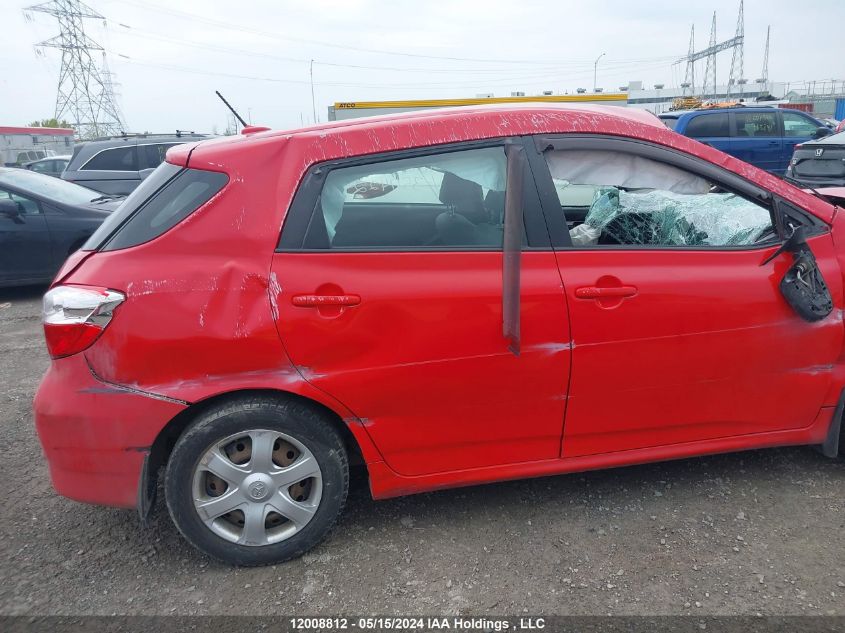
[25,0,126,139]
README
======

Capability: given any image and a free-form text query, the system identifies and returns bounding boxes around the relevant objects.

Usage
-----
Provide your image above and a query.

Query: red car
[34,104,845,566]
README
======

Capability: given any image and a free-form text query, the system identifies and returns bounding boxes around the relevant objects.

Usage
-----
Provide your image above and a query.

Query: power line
[104,0,680,67]
[109,23,681,75]
[110,52,674,91]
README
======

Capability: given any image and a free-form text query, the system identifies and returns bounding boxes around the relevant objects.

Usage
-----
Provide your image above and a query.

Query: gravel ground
[1,285,844,617]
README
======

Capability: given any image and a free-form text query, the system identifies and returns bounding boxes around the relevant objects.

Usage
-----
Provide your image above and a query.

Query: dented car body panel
[33,104,845,510]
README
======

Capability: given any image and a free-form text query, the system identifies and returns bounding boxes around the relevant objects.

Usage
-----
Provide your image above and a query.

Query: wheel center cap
[243,473,274,502]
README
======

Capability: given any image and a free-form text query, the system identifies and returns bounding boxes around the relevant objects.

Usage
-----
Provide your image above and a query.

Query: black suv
[62,132,210,195]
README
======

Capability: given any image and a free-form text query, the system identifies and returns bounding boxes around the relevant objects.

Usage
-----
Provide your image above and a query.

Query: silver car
[23,155,71,178]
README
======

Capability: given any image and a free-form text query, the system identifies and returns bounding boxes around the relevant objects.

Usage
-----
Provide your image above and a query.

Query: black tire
[164,395,348,566]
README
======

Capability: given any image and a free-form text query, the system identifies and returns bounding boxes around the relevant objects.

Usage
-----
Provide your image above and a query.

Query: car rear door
[731,110,783,173]
[682,112,732,153]
[529,135,843,458]
[270,140,572,476]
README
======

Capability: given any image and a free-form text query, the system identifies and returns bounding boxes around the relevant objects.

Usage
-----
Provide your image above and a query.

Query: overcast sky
[1,0,842,133]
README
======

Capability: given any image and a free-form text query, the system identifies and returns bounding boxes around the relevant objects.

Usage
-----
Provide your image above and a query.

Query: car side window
[734,111,778,137]
[302,147,508,250]
[30,161,51,173]
[0,188,41,215]
[542,149,775,248]
[685,113,730,138]
[782,112,819,138]
[82,146,138,172]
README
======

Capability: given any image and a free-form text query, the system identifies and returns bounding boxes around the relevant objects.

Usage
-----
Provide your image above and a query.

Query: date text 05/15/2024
[289,616,546,631]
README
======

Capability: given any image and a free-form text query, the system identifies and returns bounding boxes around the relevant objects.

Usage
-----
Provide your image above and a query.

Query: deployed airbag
[547,150,710,195]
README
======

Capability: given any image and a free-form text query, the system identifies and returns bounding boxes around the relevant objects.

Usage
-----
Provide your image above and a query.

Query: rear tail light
[42,285,124,359]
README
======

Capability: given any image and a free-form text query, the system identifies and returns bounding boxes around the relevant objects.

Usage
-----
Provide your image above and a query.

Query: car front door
[731,110,783,173]
[529,135,843,458]
[0,188,53,285]
[271,141,572,476]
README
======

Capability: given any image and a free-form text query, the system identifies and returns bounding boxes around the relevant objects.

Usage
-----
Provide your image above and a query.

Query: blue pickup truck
[658,107,831,175]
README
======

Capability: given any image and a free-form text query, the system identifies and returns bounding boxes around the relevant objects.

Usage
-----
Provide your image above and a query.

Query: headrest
[439,172,487,224]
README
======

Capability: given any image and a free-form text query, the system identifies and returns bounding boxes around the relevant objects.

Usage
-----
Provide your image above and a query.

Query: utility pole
[593,52,605,93]
[310,59,317,124]
[25,0,126,139]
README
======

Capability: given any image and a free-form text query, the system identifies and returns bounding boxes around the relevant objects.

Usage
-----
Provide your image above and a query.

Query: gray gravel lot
[1,285,844,616]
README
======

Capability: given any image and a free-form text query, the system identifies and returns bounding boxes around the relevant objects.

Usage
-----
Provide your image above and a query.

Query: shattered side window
[544,150,775,248]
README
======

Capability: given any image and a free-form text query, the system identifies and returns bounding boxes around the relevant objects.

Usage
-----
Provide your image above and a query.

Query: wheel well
[141,389,365,521]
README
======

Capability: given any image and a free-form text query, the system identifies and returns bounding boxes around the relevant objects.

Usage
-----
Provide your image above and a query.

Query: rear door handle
[575,286,638,299]
[291,294,361,307]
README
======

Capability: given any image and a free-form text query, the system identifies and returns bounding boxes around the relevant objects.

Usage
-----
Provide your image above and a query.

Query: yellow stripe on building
[334,94,628,109]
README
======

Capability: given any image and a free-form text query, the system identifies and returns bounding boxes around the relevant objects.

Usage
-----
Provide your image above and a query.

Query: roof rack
[87,130,210,141]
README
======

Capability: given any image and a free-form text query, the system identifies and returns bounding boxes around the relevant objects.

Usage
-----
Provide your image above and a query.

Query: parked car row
[14,132,209,190]
[62,132,209,195]
[658,106,832,175]
[1,132,213,287]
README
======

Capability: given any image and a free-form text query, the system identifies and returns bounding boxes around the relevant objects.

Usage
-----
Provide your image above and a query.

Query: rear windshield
[0,168,100,205]
[83,163,228,251]
[660,117,679,130]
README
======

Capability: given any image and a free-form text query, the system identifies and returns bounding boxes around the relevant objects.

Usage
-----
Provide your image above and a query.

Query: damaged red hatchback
[34,104,845,565]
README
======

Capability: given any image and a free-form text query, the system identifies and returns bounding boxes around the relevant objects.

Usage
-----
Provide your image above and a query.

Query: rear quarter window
[83,164,228,251]
[82,145,138,172]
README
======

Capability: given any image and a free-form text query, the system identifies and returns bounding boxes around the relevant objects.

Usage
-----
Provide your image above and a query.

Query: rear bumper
[33,354,186,508]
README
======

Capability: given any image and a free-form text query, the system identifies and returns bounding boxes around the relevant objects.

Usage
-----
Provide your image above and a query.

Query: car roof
[671,106,820,119]
[174,103,663,162]
[675,107,775,116]
[77,134,207,148]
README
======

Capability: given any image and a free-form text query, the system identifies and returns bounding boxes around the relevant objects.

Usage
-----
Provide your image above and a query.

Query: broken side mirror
[762,225,833,322]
